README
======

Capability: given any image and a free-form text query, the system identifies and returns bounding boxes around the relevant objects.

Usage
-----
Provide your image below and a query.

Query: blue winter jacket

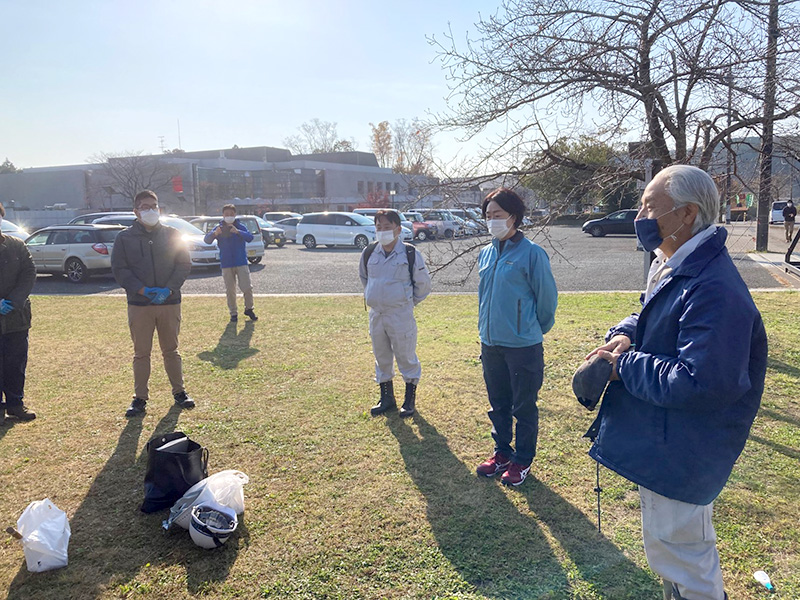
[588,227,767,505]
[478,232,558,347]
[203,219,254,269]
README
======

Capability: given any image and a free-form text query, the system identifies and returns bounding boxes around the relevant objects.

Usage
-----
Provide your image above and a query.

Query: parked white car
[1,219,29,241]
[189,216,267,264]
[296,212,375,249]
[770,201,788,224]
[353,208,414,232]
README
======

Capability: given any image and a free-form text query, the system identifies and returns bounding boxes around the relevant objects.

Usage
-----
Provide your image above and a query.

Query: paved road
[29,224,797,296]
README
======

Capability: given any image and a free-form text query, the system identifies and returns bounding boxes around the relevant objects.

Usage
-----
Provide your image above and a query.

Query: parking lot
[27,223,795,296]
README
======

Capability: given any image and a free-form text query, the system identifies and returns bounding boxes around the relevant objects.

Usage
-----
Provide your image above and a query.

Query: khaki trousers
[222,265,254,316]
[785,220,795,242]
[127,303,184,400]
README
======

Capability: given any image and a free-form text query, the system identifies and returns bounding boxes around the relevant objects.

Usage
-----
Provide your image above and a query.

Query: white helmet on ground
[189,502,238,549]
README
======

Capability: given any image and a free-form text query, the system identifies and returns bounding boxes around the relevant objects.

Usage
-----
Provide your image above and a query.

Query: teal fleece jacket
[478,231,558,347]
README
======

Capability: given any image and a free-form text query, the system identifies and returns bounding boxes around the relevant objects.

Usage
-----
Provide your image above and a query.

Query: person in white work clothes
[359,209,432,417]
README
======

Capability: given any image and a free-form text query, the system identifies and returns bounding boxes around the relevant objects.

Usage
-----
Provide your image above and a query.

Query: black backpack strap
[404,243,416,285]
[362,242,379,279]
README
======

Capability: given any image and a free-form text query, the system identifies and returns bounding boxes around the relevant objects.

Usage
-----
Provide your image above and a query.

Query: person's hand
[230,225,240,235]
[143,287,159,301]
[0,299,13,315]
[585,334,631,381]
[151,287,171,305]
[585,334,631,360]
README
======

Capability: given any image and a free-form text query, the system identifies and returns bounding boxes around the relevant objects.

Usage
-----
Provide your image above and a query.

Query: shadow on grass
[759,406,800,428]
[197,321,258,370]
[7,405,241,598]
[767,357,800,380]
[386,414,658,599]
[748,434,800,461]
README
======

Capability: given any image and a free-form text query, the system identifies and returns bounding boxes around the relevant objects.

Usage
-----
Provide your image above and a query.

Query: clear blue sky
[1,0,500,168]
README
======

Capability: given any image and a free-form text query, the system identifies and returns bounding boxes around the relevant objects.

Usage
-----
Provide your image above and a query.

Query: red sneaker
[501,462,531,486]
[476,452,511,477]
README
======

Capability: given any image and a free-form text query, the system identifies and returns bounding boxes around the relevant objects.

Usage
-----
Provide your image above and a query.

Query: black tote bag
[140,432,209,513]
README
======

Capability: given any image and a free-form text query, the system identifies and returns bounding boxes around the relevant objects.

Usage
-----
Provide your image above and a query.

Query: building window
[377,182,384,192]
[357,181,364,194]
[367,181,374,193]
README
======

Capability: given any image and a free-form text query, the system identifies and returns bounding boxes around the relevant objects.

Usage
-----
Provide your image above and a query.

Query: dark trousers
[0,330,29,407]
[481,342,544,466]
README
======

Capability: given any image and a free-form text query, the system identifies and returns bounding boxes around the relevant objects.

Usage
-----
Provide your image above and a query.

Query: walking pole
[594,461,602,534]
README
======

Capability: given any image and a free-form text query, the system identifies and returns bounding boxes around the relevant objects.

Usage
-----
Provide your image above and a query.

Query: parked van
[771,201,788,224]
[296,212,375,249]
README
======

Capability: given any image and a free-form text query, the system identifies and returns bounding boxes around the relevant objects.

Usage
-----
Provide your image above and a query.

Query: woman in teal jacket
[475,189,558,486]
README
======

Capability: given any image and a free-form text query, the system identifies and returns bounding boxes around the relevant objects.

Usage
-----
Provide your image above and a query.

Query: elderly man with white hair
[584,165,767,600]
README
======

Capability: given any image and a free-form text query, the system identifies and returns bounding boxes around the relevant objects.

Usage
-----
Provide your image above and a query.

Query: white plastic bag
[16,498,71,572]
[163,470,249,531]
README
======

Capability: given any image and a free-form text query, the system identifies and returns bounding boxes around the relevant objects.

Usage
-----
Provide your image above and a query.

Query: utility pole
[757,0,779,251]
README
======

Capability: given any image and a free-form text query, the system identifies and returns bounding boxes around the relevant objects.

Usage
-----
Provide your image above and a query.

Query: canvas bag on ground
[141,432,208,513]
[16,498,71,572]
[163,470,249,531]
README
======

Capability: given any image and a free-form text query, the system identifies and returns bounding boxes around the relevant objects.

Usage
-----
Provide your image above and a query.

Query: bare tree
[89,151,181,204]
[393,118,436,175]
[430,0,800,183]
[283,119,358,154]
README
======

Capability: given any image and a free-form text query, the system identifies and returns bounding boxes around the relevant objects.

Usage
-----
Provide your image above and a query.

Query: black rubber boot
[399,382,416,418]
[370,381,396,416]
[0,404,5,426]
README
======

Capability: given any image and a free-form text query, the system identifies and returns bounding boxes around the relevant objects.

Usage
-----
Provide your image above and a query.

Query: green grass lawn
[0,293,798,599]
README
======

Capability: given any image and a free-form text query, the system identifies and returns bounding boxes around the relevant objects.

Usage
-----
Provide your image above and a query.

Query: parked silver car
[25,224,126,282]
[273,216,301,242]
[93,214,220,268]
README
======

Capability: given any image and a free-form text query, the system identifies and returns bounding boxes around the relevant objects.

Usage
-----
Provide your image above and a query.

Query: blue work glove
[151,287,171,305]
[143,287,159,301]
[0,299,13,315]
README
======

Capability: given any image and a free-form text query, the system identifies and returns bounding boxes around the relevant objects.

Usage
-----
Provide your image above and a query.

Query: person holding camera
[204,204,257,323]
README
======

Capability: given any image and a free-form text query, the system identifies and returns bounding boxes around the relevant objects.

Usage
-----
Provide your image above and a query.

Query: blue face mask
[634,218,663,252]
[635,207,682,252]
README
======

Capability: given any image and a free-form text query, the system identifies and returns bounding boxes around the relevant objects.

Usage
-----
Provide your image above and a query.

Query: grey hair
[659,165,720,234]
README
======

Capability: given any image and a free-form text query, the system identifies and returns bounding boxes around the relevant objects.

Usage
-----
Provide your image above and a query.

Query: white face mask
[139,209,160,227]
[488,217,512,239]
[376,229,397,246]
[223,216,236,224]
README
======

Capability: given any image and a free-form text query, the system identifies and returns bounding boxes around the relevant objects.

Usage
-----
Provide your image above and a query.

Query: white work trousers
[369,305,420,384]
[640,486,725,600]
[221,265,254,316]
